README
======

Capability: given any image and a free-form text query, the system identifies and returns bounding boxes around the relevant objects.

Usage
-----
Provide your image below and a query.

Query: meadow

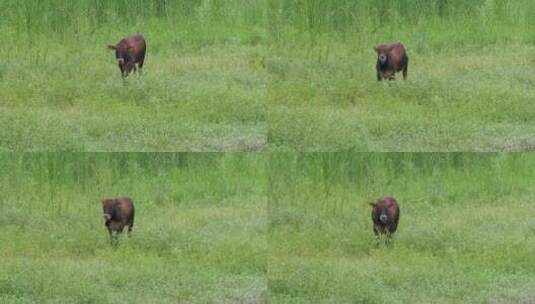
[2,153,535,303]
[267,0,535,151]
[3,1,535,151]
[0,153,267,303]
[0,1,268,151]
[269,153,535,303]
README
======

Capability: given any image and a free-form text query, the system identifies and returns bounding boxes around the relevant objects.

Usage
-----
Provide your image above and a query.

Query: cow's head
[370,201,389,224]
[374,46,388,65]
[108,44,135,76]
[102,199,116,226]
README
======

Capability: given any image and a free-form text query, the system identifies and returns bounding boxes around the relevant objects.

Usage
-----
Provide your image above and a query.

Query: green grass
[0,153,267,303]
[268,153,535,303]
[268,43,535,151]
[3,1,535,151]
[0,1,268,151]
[3,153,535,303]
[266,0,535,151]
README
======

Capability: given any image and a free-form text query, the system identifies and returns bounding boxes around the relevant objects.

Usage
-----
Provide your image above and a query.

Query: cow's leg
[119,64,125,78]
[374,226,385,246]
[402,65,408,80]
[116,224,125,235]
[138,58,144,75]
[127,221,134,237]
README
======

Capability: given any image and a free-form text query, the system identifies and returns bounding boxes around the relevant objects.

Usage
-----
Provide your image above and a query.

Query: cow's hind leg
[117,224,126,235]
[138,57,144,75]
[127,221,134,237]
[402,65,408,80]
[373,225,379,236]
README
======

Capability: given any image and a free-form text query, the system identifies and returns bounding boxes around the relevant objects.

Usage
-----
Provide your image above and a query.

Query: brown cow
[374,43,408,81]
[108,35,146,77]
[369,196,400,240]
[102,197,135,241]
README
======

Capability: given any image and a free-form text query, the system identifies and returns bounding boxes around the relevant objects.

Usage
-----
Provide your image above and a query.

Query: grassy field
[0,1,267,151]
[2,153,535,303]
[267,0,535,151]
[2,1,535,151]
[269,153,535,303]
[0,153,267,303]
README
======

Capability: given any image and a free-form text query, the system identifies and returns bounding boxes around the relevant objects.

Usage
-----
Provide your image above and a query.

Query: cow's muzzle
[379,214,388,224]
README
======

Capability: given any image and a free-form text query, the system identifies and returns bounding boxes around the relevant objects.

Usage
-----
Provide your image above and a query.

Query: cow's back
[387,44,407,71]
[115,197,135,224]
[124,35,146,62]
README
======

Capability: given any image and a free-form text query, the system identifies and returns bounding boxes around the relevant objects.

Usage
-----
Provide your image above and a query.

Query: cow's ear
[107,45,117,50]
[373,46,378,52]
[369,202,376,207]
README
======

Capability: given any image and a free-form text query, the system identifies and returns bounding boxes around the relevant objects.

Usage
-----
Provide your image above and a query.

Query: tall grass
[269,0,535,40]
[269,153,535,212]
[0,0,268,34]
[0,153,266,207]
[3,0,534,73]
[0,0,269,55]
